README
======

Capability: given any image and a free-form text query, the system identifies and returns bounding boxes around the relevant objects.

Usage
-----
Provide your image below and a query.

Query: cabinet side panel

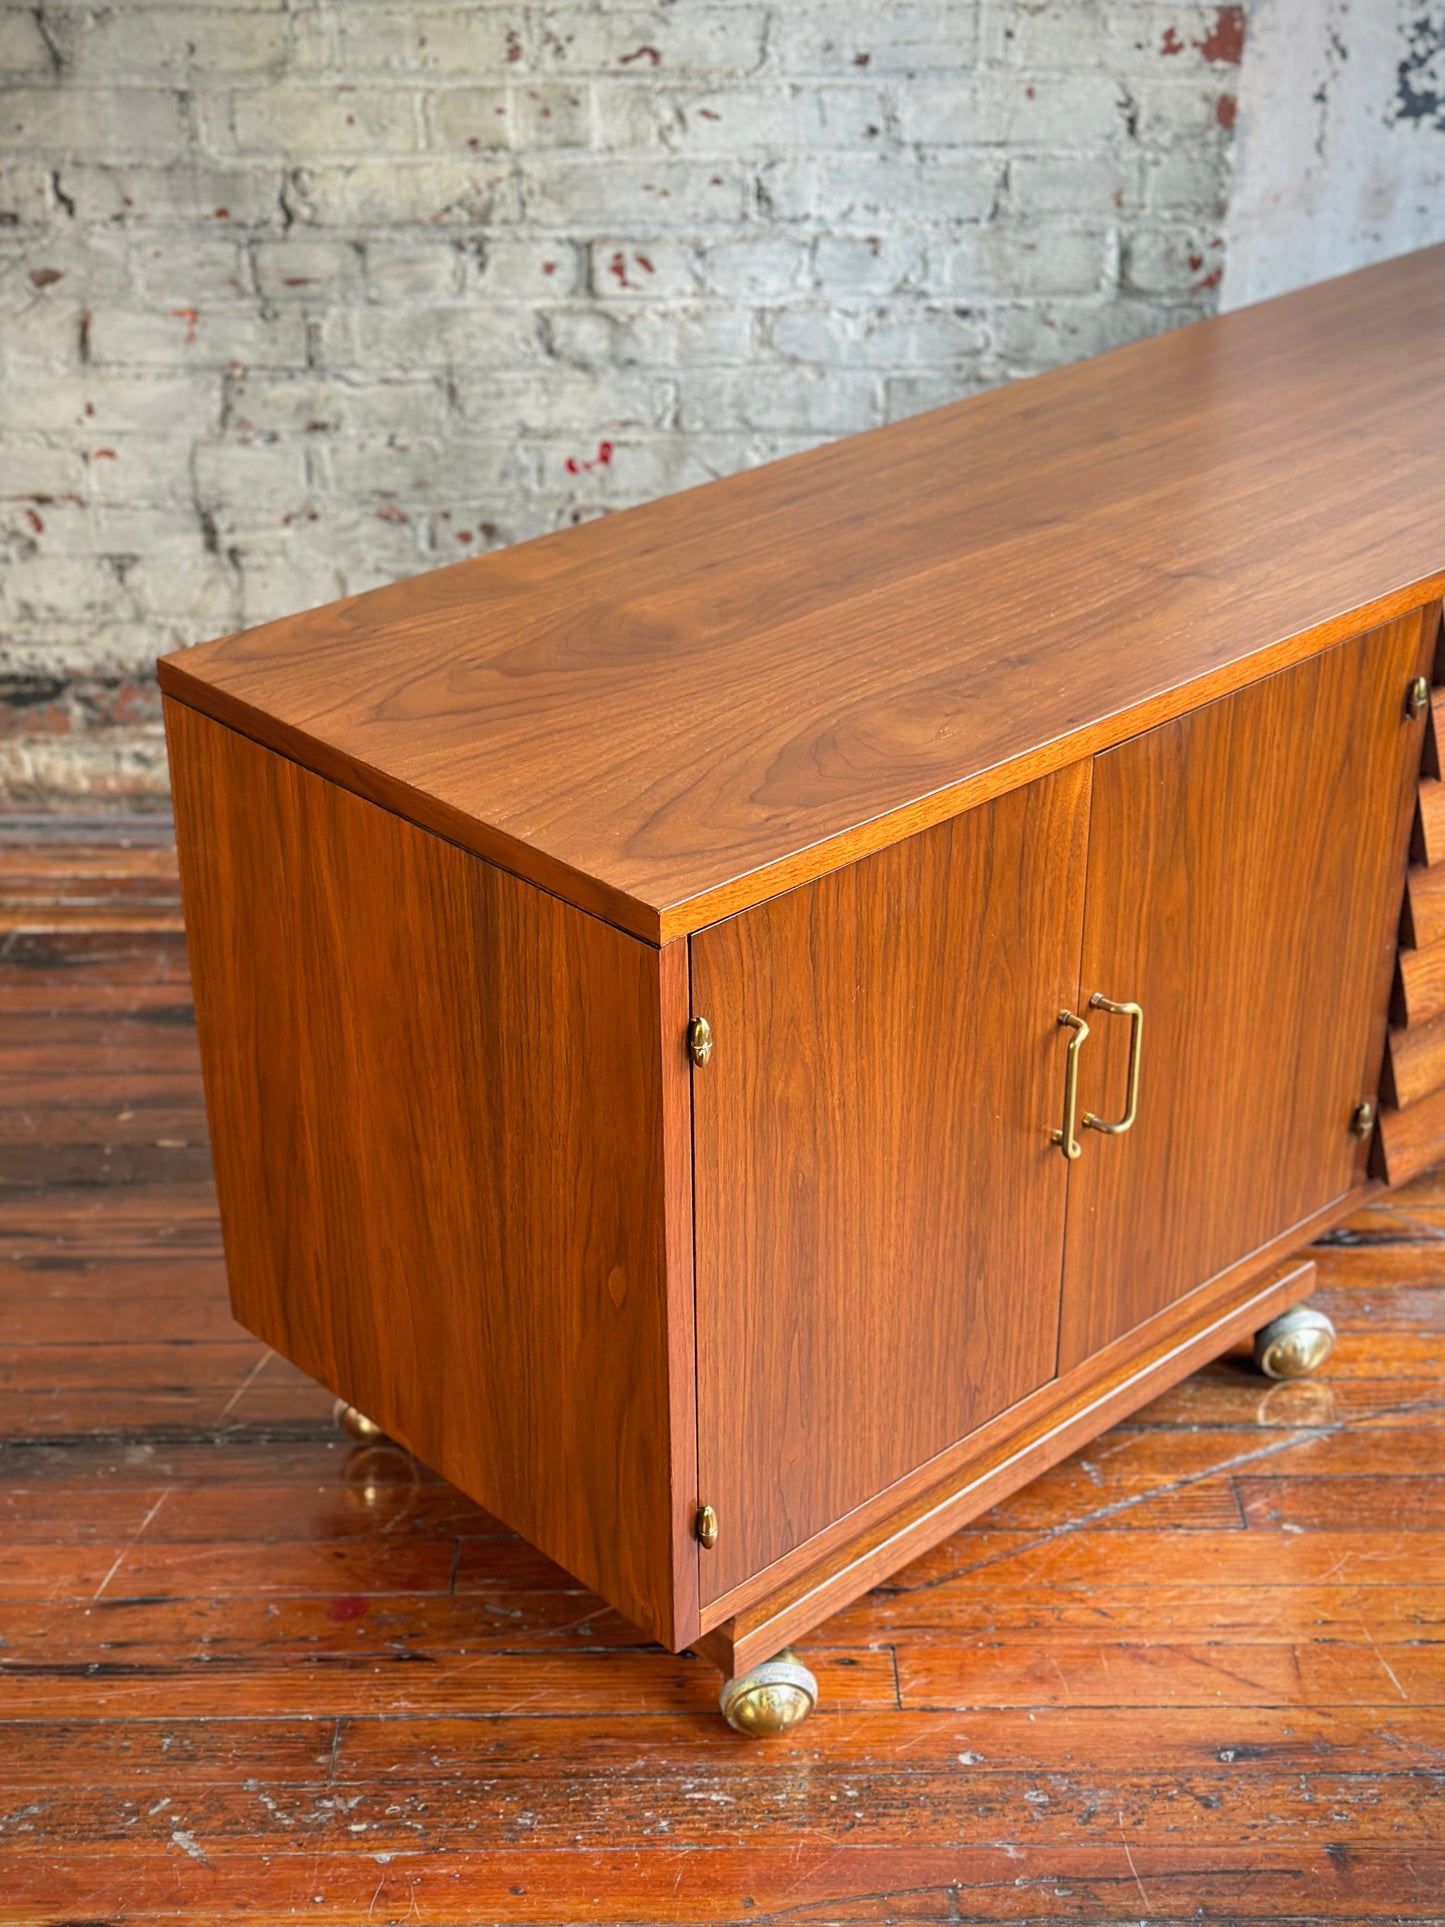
[165,698,685,1647]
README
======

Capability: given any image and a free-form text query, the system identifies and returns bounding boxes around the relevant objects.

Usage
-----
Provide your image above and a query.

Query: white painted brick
[981,0,1108,67]
[677,367,881,434]
[896,72,1122,145]
[366,239,467,301]
[520,156,746,224]
[545,306,755,369]
[668,85,889,153]
[534,9,768,77]
[882,368,988,420]
[812,232,926,295]
[0,553,139,621]
[1007,150,1143,216]
[1134,78,1238,146]
[286,160,520,227]
[129,235,253,303]
[87,306,308,370]
[87,435,198,507]
[48,9,288,79]
[766,302,988,368]
[0,163,53,225]
[336,8,523,76]
[468,238,581,299]
[538,431,759,499]
[427,87,518,152]
[759,154,1000,224]
[452,369,675,432]
[286,9,336,76]
[586,240,697,300]
[0,300,87,372]
[0,435,86,496]
[125,549,243,624]
[1101,5,1247,74]
[194,437,310,505]
[507,84,592,150]
[253,238,363,301]
[1122,224,1224,295]
[930,224,1110,296]
[2,501,207,556]
[989,294,1168,366]
[0,89,188,158]
[225,373,451,439]
[0,614,190,681]
[211,503,433,583]
[589,79,676,151]
[432,504,529,551]
[1146,147,1229,216]
[306,434,535,502]
[772,4,981,76]
[1,229,133,303]
[314,304,543,371]
[698,234,811,297]
[48,162,285,227]
[0,372,222,435]
[0,11,54,73]
[228,87,421,156]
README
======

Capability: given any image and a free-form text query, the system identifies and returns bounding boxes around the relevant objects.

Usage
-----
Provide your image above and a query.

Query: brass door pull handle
[1051,1008,1090,1160]
[1083,992,1143,1136]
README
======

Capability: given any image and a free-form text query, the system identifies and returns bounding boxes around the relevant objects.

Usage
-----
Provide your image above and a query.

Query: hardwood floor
[3,822,1444,1924]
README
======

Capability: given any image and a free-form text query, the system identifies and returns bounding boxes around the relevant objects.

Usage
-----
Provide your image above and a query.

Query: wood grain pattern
[1378,1083,1445,1187]
[695,1255,1318,1673]
[690,763,1091,1600]
[6,848,1445,1922]
[164,699,696,1649]
[1394,933,1445,1029]
[1059,613,1427,1368]
[159,245,1445,941]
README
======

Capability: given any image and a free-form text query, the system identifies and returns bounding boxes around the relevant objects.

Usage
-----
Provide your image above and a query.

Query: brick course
[0,0,1243,800]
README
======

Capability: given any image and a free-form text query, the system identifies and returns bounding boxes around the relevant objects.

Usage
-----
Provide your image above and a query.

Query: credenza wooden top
[159,244,1445,944]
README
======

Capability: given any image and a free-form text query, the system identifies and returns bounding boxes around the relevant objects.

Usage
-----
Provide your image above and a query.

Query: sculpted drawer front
[1379,604,1445,1185]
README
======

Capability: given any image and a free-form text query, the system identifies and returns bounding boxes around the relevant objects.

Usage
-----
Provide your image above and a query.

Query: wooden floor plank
[8,1845,1445,1924]
[3,834,1445,1921]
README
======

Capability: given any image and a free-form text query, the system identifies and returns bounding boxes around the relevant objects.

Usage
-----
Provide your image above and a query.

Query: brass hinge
[695,1503,718,1549]
[1406,675,1430,722]
[687,1016,714,1067]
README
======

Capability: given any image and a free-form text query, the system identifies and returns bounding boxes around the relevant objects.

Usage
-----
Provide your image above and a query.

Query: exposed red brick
[1196,7,1244,64]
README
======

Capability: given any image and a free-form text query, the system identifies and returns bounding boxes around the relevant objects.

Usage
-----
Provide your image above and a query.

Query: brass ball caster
[1253,1303,1336,1380]
[719,1652,818,1737]
[332,1397,388,1444]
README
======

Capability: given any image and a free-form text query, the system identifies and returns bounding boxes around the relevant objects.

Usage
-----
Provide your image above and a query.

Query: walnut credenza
[160,245,1445,1735]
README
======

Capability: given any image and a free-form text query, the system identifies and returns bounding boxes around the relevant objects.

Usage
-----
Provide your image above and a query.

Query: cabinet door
[1059,613,1429,1369]
[691,763,1091,1601]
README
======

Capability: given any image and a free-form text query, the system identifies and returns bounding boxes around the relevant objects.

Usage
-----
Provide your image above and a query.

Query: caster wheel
[1253,1303,1336,1380]
[333,1397,388,1444]
[719,1652,818,1737]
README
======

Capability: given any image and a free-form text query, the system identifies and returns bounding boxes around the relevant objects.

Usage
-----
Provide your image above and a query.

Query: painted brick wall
[0,2,1244,802]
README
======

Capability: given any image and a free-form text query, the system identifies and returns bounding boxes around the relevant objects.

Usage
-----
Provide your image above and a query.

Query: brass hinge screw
[688,1016,714,1067]
[695,1503,718,1549]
